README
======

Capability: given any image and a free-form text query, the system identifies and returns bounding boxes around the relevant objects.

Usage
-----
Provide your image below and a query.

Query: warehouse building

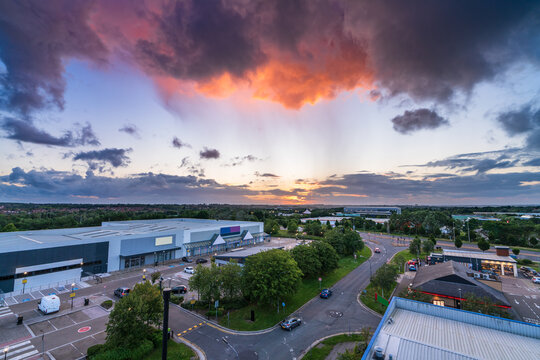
[363,297,540,360]
[0,218,265,295]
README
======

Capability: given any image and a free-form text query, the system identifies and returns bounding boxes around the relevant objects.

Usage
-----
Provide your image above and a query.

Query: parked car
[182,257,193,263]
[320,289,333,299]
[114,287,130,298]
[38,295,60,314]
[196,258,208,264]
[532,277,540,284]
[184,266,194,274]
[408,265,417,271]
[172,285,188,294]
[280,317,301,331]
[374,248,381,253]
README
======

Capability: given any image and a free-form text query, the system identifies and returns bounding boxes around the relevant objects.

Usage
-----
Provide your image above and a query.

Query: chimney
[495,246,509,256]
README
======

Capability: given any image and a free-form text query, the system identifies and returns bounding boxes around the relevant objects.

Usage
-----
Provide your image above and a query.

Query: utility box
[495,246,510,256]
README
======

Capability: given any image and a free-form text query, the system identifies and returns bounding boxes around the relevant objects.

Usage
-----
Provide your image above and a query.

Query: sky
[0,0,539,205]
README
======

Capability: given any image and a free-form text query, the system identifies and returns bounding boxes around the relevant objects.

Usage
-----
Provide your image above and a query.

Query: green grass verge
[145,340,194,360]
[302,334,366,360]
[359,282,397,315]
[219,246,372,331]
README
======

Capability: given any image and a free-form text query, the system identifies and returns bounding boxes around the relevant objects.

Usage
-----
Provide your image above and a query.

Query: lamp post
[162,288,171,360]
[71,283,75,310]
[467,218,470,243]
[3,346,8,360]
[22,271,28,294]
[458,288,462,309]
[143,268,147,282]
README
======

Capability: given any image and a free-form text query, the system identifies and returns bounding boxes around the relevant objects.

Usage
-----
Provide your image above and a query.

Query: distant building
[0,218,266,295]
[428,248,518,277]
[303,209,312,215]
[363,297,540,360]
[343,206,401,216]
[300,216,345,227]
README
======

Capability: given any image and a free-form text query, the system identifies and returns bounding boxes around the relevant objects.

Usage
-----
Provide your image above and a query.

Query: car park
[374,248,381,253]
[196,258,208,264]
[114,287,130,298]
[184,266,194,274]
[182,256,193,263]
[320,288,333,298]
[532,277,540,284]
[172,285,188,294]
[280,317,301,331]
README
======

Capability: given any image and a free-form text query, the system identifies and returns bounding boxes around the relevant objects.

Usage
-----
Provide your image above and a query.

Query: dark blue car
[320,288,333,299]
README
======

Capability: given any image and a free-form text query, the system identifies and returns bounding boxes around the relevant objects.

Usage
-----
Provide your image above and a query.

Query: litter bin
[84,298,90,306]
[17,315,23,325]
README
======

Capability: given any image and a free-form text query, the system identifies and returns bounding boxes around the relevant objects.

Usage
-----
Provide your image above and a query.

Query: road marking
[78,326,92,333]
[4,340,38,360]
[514,299,520,305]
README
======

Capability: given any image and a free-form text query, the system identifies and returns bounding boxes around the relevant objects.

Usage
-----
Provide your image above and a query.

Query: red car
[374,248,381,253]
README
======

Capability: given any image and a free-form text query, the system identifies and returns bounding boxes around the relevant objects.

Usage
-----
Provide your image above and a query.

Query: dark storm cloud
[200,147,220,159]
[255,172,279,178]
[1,118,100,147]
[0,167,252,203]
[73,148,131,167]
[345,1,540,102]
[119,124,140,138]
[0,0,107,115]
[135,0,265,81]
[496,104,540,150]
[391,109,449,134]
[524,158,540,167]
[496,105,540,135]
[172,137,190,149]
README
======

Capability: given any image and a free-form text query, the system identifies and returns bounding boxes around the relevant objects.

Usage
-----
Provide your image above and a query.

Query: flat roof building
[363,297,540,360]
[343,206,401,216]
[214,246,284,267]
[442,249,517,277]
[0,218,265,296]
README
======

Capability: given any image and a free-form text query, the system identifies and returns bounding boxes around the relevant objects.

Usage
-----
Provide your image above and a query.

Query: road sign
[191,299,196,305]
[215,300,219,308]
[78,326,91,333]
[22,279,27,284]
[318,277,322,282]
[70,292,76,298]
[282,302,285,307]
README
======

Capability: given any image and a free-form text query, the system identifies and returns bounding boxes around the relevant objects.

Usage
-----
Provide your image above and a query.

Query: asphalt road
[175,236,400,359]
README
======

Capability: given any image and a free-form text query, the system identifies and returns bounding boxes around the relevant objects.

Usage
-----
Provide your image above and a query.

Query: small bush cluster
[100,300,113,309]
[89,340,153,360]
[170,295,184,305]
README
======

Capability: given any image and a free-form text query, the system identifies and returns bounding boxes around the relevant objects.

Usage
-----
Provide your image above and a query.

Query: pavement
[501,276,540,325]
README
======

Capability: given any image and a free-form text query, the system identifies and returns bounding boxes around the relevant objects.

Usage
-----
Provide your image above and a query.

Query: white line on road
[514,299,520,305]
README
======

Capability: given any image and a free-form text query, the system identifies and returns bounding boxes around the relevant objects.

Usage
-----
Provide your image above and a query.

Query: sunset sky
[1,0,539,205]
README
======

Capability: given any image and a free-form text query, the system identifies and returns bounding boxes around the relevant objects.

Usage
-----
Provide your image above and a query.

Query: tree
[478,238,490,252]
[429,233,436,245]
[391,253,407,273]
[191,264,220,303]
[219,262,243,300]
[325,227,364,256]
[151,271,161,284]
[512,248,520,256]
[106,282,163,348]
[287,219,298,234]
[461,293,511,318]
[311,241,339,273]
[1,223,17,232]
[422,239,434,254]
[264,219,280,235]
[371,264,399,291]
[408,236,421,256]
[290,245,321,278]
[530,237,538,247]
[243,249,302,304]
[454,237,463,249]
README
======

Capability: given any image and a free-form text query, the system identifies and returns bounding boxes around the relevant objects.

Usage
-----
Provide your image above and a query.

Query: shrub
[100,300,113,309]
[170,295,184,305]
[205,309,223,317]
[87,344,106,358]
[91,340,153,360]
[517,258,533,265]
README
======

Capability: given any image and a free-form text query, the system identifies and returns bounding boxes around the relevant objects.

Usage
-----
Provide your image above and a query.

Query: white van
[38,295,61,314]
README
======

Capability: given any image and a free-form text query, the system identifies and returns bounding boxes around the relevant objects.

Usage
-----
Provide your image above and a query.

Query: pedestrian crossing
[3,340,39,360]
[0,306,14,318]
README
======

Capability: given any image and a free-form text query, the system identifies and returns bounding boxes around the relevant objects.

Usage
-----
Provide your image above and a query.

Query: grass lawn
[145,340,195,360]
[359,282,397,315]
[219,246,372,331]
[302,334,367,360]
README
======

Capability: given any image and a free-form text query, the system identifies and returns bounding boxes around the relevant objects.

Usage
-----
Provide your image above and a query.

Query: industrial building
[214,246,283,267]
[428,247,518,277]
[363,297,540,360]
[0,218,265,296]
[342,206,401,216]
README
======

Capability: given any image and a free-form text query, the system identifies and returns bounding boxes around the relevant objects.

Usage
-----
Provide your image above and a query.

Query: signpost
[22,275,27,294]
[318,277,322,290]
[214,300,219,322]
[70,292,76,310]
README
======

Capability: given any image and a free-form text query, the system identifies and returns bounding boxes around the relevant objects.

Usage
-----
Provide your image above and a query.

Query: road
[174,235,399,359]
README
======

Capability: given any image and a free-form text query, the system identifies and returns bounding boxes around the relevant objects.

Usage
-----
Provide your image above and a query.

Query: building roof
[363,297,540,360]
[412,261,510,306]
[0,218,262,253]
[214,246,283,259]
[443,249,516,263]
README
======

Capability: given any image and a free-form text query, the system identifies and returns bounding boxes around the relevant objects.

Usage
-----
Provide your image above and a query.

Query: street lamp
[143,268,147,282]
[3,346,9,360]
[71,283,76,310]
[22,271,28,294]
